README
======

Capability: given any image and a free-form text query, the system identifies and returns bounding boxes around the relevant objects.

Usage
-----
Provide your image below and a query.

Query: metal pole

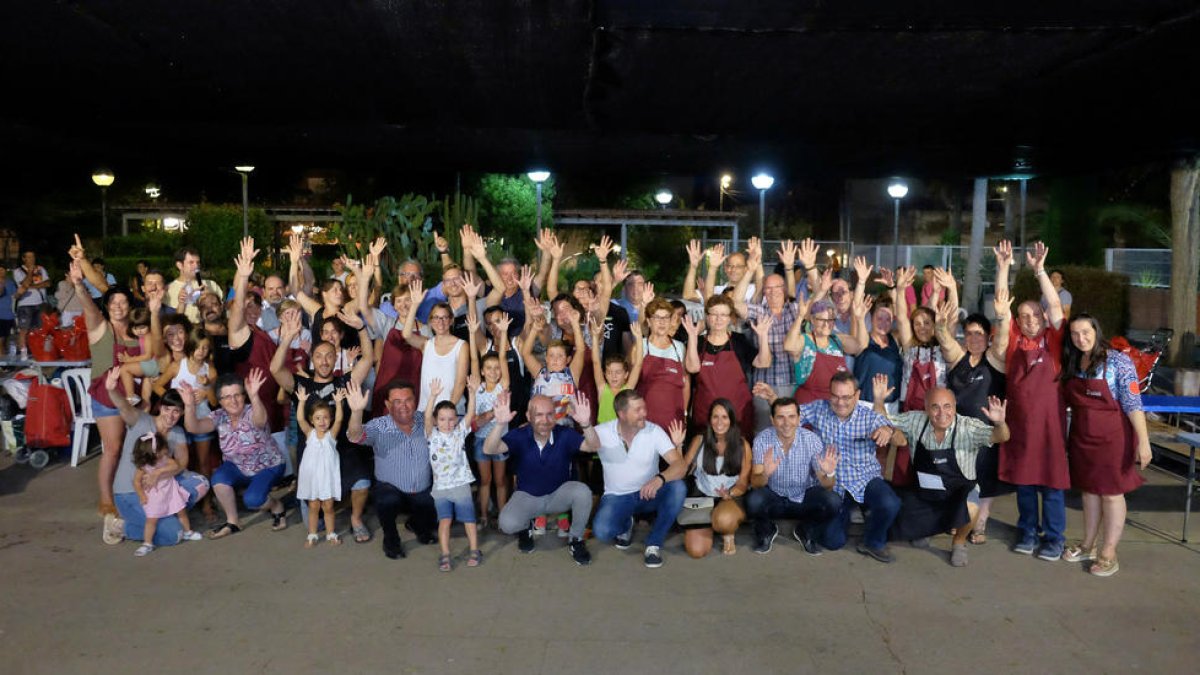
[535,182,543,231]
[241,172,250,238]
[758,189,766,240]
[732,222,739,252]
[719,187,724,212]
[620,222,628,261]
[1019,178,1028,255]
[100,186,108,239]
[892,198,900,268]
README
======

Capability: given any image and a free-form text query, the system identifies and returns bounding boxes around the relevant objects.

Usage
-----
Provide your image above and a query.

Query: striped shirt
[361,415,432,492]
[752,426,825,503]
[745,301,801,388]
[799,401,891,501]
[887,412,994,481]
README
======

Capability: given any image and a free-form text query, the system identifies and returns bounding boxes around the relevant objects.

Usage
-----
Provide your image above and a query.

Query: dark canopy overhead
[2,1,1197,178]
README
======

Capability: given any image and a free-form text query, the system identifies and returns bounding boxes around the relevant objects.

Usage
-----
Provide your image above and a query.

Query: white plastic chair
[61,368,98,467]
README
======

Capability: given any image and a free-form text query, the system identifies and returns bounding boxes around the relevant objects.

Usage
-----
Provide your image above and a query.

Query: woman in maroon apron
[684,295,772,439]
[894,266,949,411]
[1059,314,1151,577]
[373,285,423,417]
[784,297,866,405]
[636,298,689,431]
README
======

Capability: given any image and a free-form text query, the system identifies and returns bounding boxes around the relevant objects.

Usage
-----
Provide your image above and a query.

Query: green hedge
[1011,265,1129,336]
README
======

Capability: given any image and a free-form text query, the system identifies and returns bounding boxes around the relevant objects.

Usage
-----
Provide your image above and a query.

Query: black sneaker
[753,523,779,554]
[856,542,896,563]
[643,545,664,568]
[568,538,591,565]
[518,528,536,554]
[793,525,821,556]
[383,538,406,560]
[403,519,436,545]
[614,521,634,550]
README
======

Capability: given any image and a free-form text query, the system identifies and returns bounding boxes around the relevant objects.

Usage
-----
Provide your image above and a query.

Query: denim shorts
[186,430,216,443]
[472,433,508,463]
[15,306,41,331]
[433,484,476,522]
[91,398,121,418]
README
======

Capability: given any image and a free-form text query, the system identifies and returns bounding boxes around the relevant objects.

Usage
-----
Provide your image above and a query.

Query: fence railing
[1105,248,1172,288]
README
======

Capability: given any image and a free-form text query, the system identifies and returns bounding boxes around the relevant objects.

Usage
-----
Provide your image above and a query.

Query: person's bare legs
[178,508,192,533]
[322,499,340,545]
[1080,492,1103,549]
[465,522,479,551]
[143,516,159,544]
[494,460,509,511]
[478,461,493,526]
[350,488,368,533]
[96,416,127,512]
[1098,494,1127,561]
[213,484,241,527]
[193,438,215,521]
[952,502,979,547]
[306,499,321,546]
[684,528,714,558]
[438,519,452,556]
[972,496,994,540]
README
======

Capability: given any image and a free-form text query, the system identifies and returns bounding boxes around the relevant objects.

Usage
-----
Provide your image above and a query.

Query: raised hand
[611,258,630,286]
[993,239,1013,267]
[295,384,309,405]
[798,238,819,269]
[146,286,163,314]
[629,313,643,338]
[465,310,480,336]
[681,312,700,338]
[69,234,87,261]
[548,233,565,260]
[1026,241,1049,272]
[234,238,258,278]
[570,390,592,427]
[707,243,727,269]
[686,239,704,268]
[177,381,196,408]
[594,235,614,261]
[369,236,387,257]
[338,310,365,331]
[345,381,369,412]
[872,373,894,403]
[495,312,512,337]
[333,388,347,404]
[429,378,444,399]
[931,267,956,291]
[517,265,534,294]
[279,307,302,342]
[492,389,517,424]
[852,294,874,319]
[245,368,268,399]
[408,278,425,303]
[981,396,1007,424]
[434,233,449,254]
[895,266,917,289]
[817,445,839,476]
[461,271,483,299]
[993,286,1013,320]
[667,419,687,448]
[640,282,656,307]
[104,366,122,392]
[762,445,781,477]
[751,314,773,341]
[746,237,763,267]
[853,256,873,285]
[67,259,84,285]
[935,296,957,328]
[777,239,797,268]
[466,372,481,393]
[751,381,777,403]
[877,266,896,288]
[344,345,362,366]
[588,314,604,341]
[287,232,304,262]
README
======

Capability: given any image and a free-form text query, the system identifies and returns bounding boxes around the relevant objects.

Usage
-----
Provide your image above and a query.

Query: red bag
[877,444,915,487]
[1110,336,1158,391]
[25,381,73,447]
[53,327,91,361]
[27,328,60,361]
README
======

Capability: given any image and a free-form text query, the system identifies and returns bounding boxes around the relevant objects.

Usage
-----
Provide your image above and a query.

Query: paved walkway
[1,455,1197,674]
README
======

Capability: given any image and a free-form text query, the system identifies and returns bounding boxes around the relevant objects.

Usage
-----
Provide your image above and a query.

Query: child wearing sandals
[424,374,479,571]
[466,312,511,529]
[132,432,202,556]
[295,385,345,548]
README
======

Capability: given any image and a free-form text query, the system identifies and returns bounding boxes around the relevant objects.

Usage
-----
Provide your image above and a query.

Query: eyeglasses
[219,392,244,401]
[429,315,451,322]
[830,394,858,403]
[811,317,835,324]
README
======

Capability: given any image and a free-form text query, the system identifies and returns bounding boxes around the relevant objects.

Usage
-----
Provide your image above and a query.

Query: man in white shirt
[13,250,50,354]
[165,246,222,323]
[590,389,688,568]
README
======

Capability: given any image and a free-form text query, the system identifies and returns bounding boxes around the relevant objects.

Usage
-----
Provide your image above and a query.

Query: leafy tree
[184,203,272,276]
[477,174,555,261]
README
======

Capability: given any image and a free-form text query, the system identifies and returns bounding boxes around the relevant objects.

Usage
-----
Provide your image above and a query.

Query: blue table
[1140,395,1200,542]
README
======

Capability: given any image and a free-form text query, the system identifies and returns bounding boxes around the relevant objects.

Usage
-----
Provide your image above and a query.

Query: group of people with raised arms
[73,224,1148,576]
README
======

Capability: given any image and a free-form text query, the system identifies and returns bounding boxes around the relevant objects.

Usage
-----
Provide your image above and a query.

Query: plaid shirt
[752,426,824,503]
[799,401,891,501]
[746,301,800,389]
[361,415,431,493]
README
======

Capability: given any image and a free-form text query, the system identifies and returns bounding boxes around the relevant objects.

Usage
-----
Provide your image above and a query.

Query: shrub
[183,204,273,271]
[102,229,183,257]
[1012,265,1129,336]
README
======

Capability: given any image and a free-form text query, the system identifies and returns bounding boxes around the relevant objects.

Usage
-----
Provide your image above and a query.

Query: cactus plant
[439,192,480,264]
[333,194,439,286]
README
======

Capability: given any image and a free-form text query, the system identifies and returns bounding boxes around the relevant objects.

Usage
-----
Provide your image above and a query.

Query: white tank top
[693,442,739,497]
[171,356,211,417]
[419,338,464,412]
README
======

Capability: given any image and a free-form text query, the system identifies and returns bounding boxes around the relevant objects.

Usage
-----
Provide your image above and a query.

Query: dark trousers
[373,481,437,546]
[746,485,842,544]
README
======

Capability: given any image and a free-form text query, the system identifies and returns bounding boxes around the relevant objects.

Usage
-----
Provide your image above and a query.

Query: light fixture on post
[91,169,115,238]
[655,188,673,210]
[887,180,909,267]
[527,170,550,230]
[751,172,775,240]
[719,174,732,211]
[235,165,255,238]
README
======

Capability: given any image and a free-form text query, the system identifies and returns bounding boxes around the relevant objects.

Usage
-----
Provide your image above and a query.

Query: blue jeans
[1016,485,1066,545]
[114,471,210,546]
[819,477,901,550]
[211,461,285,509]
[593,479,686,547]
[745,485,842,543]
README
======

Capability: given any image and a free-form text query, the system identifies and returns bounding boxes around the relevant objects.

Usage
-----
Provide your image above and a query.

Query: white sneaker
[102,513,125,545]
[134,543,155,557]
[643,545,664,568]
[181,530,203,542]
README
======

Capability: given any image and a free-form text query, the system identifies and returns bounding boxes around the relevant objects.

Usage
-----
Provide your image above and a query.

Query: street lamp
[91,170,115,238]
[887,180,909,266]
[527,170,550,230]
[655,188,673,209]
[751,173,775,240]
[235,165,255,238]
[719,173,732,211]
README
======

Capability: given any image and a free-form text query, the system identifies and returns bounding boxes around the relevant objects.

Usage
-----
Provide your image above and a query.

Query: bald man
[873,379,1010,567]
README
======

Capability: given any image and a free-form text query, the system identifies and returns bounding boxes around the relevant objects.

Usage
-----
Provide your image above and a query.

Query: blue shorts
[433,486,476,523]
[472,433,508,463]
[186,431,216,443]
[91,398,121,418]
[211,461,285,510]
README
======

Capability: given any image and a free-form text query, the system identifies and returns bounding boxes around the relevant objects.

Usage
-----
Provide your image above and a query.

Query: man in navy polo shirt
[483,391,600,565]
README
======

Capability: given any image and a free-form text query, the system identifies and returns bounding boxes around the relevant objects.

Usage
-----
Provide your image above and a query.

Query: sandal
[326,532,342,546]
[1063,542,1097,563]
[305,533,319,548]
[968,531,988,545]
[438,554,453,572]
[352,523,371,544]
[271,510,288,532]
[466,549,483,567]
[208,522,241,539]
[1090,557,1120,577]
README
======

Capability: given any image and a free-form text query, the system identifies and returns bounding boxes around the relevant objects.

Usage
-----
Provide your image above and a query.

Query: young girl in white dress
[132,433,201,557]
[295,385,345,548]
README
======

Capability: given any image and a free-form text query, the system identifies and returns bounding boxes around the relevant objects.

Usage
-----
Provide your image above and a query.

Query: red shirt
[1007,320,1064,376]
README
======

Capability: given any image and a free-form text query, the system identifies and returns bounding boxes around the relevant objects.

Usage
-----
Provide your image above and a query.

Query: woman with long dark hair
[1059,313,1151,577]
[679,399,752,557]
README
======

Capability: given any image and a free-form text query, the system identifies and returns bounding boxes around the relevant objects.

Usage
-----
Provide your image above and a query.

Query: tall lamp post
[719,173,732,211]
[235,166,255,238]
[527,170,550,230]
[887,180,909,267]
[655,188,673,210]
[91,170,115,238]
[751,173,774,240]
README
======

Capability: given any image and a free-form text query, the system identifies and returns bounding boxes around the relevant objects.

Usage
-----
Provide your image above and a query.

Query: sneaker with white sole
[1012,533,1038,555]
[102,513,125,545]
[181,530,203,542]
[753,523,779,554]
[134,543,155,557]
[614,521,634,550]
[643,545,663,568]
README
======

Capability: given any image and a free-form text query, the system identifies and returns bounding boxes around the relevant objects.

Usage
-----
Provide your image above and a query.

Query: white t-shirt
[13,266,49,307]
[594,420,676,496]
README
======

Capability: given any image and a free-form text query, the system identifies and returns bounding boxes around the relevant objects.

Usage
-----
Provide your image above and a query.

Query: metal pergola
[554,209,745,257]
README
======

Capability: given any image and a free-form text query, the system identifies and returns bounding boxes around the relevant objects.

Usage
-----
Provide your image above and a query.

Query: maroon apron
[692,342,755,439]
[794,342,849,405]
[999,336,1069,489]
[373,327,423,417]
[88,334,139,407]
[636,339,686,431]
[235,327,285,432]
[1064,365,1144,495]
[902,347,939,412]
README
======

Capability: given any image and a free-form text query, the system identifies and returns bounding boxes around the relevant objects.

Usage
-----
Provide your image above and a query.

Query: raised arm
[103,367,143,427]
[588,316,607,386]
[345,381,370,444]
[330,389,347,438]
[462,373,479,430]
[463,226,505,307]
[520,306,546,375]
[778,240,798,302]
[750,314,774,368]
[1027,241,1063,329]
[401,279,430,349]
[894,266,916,348]
[68,234,108,294]
[286,233,321,316]
[840,294,869,356]
[269,308,301,393]
[934,297,965,368]
[294,385,313,436]
[851,256,873,316]
[681,313,702,374]
[544,234,565,301]
[228,237,258,348]
[683,239,704,303]
[245,368,270,430]
[932,267,960,332]
[339,310,375,386]
[180,382,216,435]
[593,236,615,312]
[987,286,1013,370]
[483,390,515,456]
